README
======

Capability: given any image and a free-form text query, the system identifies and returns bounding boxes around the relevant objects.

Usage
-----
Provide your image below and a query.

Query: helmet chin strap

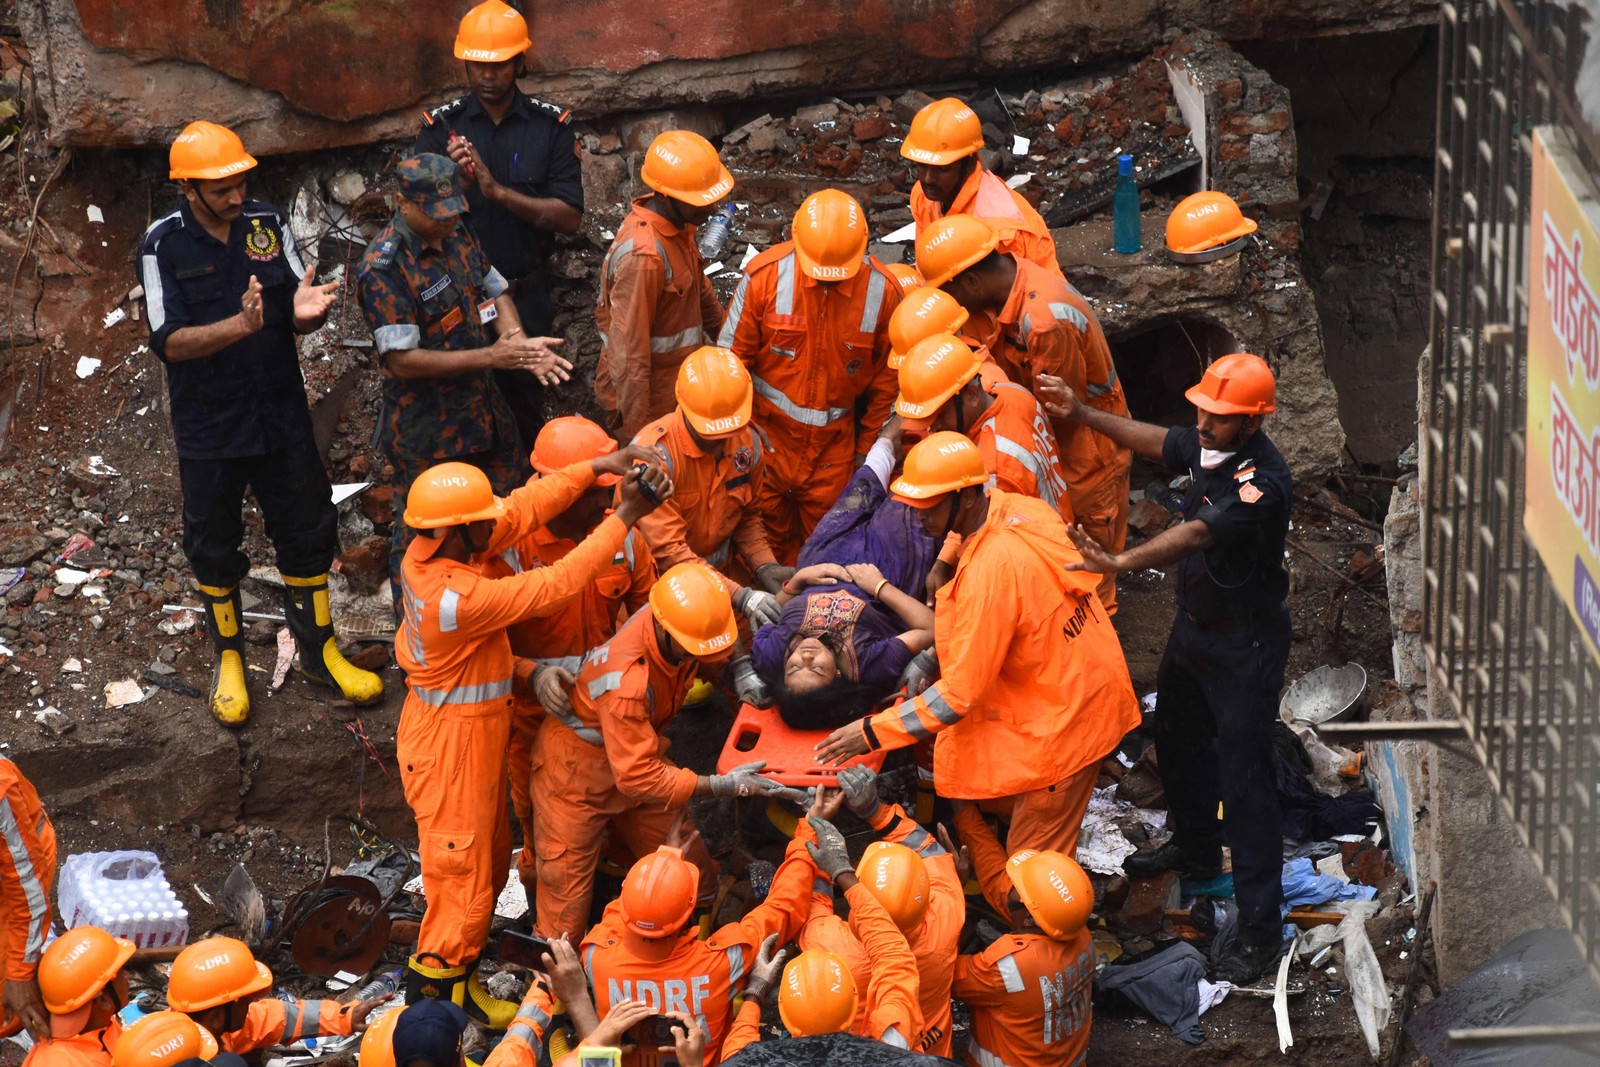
[938,489,965,543]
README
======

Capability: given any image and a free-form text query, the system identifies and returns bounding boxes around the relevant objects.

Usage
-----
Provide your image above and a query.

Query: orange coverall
[596,198,726,440]
[498,525,656,897]
[1,757,55,1039]
[724,879,922,1056]
[219,998,357,1055]
[396,463,630,965]
[483,980,560,1067]
[581,833,816,1065]
[20,1020,118,1067]
[982,257,1131,614]
[952,807,1094,1067]
[632,411,776,586]
[531,607,717,941]
[861,491,1138,856]
[717,244,903,563]
[911,160,1060,280]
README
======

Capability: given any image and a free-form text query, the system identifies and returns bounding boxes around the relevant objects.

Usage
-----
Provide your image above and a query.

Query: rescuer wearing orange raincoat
[918,214,1131,613]
[394,448,672,1024]
[580,819,816,1065]
[1,757,54,1042]
[531,563,806,942]
[490,416,658,904]
[595,132,732,440]
[818,433,1138,859]
[632,347,793,628]
[717,190,904,564]
[723,815,921,1057]
[947,810,1096,1067]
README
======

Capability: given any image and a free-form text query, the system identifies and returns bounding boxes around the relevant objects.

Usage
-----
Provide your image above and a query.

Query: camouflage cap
[396,153,469,220]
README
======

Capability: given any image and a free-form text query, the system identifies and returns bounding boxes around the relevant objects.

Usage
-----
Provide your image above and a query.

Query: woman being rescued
[750,414,940,729]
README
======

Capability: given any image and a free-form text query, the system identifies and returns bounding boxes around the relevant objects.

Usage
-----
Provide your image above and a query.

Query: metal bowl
[1281,663,1368,725]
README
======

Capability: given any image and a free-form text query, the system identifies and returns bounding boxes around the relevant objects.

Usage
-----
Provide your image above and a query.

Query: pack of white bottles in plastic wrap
[57,851,189,947]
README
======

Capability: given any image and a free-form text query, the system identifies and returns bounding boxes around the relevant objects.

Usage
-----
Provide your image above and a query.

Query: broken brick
[1216,78,1244,103]
[1219,110,1291,136]
[851,115,891,142]
[1128,498,1175,536]
[1115,870,1180,936]
[1054,115,1075,142]
[1218,139,1250,162]
[360,485,395,527]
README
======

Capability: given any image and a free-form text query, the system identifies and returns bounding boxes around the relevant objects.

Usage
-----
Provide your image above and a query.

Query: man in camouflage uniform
[357,153,567,607]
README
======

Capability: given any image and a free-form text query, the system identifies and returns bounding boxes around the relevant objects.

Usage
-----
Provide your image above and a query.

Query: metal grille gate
[1425,0,1600,977]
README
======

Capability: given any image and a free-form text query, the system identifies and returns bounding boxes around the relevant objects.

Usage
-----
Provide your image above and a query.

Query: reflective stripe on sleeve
[409,679,513,707]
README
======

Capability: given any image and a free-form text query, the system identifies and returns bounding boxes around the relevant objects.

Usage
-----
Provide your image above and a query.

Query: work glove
[837,764,881,821]
[743,933,788,1005]
[532,656,581,716]
[733,586,782,630]
[806,817,854,881]
[754,563,796,596]
[897,648,939,697]
[709,761,811,805]
[728,656,774,708]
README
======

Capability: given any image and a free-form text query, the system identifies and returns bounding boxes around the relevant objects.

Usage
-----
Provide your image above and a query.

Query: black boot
[280,573,383,704]
[1124,840,1223,880]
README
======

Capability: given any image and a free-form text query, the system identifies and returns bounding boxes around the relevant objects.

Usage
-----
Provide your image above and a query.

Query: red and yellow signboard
[1525,126,1600,661]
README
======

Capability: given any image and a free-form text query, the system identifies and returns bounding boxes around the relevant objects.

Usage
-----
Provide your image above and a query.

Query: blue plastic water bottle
[1113,153,1141,253]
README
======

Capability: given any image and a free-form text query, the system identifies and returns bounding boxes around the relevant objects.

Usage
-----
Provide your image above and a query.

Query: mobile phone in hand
[497,929,552,969]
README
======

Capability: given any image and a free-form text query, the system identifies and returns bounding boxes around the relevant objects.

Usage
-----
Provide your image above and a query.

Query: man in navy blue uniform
[1038,352,1293,984]
[415,0,584,454]
[138,120,384,726]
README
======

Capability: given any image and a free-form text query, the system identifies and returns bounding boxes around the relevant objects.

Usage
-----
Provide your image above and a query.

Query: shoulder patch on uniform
[524,95,572,124]
[364,227,402,270]
[1239,483,1263,504]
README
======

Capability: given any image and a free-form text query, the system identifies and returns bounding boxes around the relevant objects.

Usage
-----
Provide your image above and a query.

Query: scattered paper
[405,850,529,920]
[1077,786,1167,875]
[54,567,92,586]
[1316,854,1350,885]
[739,243,760,270]
[1012,134,1030,155]
[881,221,918,244]
[1005,172,1034,189]
[87,205,105,224]
[330,482,370,506]
[104,679,147,707]
[135,407,148,416]
[1165,61,1208,189]
[271,627,295,690]
[103,307,128,329]
[702,260,724,276]
[76,357,102,379]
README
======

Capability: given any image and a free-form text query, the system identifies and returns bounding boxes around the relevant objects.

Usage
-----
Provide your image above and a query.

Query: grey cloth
[1096,942,1210,1044]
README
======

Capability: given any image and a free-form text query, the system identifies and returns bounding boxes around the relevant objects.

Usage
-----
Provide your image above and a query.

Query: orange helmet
[358,1007,405,1067]
[168,122,257,181]
[855,842,930,933]
[900,97,983,166]
[113,1011,219,1067]
[792,190,868,282]
[453,0,532,62]
[649,563,738,658]
[890,431,988,508]
[641,131,734,207]
[620,846,701,938]
[533,416,619,486]
[888,287,969,370]
[38,926,136,1037]
[403,462,507,529]
[894,333,982,428]
[1008,850,1093,940]
[165,936,274,1013]
[676,346,753,437]
[916,214,997,289]
[885,263,924,291]
[1165,191,1258,256]
[777,950,859,1037]
[1185,352,1276,416]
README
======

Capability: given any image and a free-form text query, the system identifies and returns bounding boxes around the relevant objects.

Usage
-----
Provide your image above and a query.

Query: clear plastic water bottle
[351,968,404,1001]
[1113,153,1141,253]
[697,205,737,260]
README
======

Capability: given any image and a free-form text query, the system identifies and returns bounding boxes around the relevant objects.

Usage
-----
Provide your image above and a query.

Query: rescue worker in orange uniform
[532,562,803,941]
[580,819,817,1064]
[395,449,671,1021]
[723,816,921,1056]
[166,937,388,1056]
[633,346,791,627]
[596,131,732,440]
[111,1012,218,1067]
[21,927,133,1067]
[948,808,1095,1067]
[901,97,1059,283]
[818,433,1138,859]
[885,285,998,381]
[918,214,1131,613]
[718,189,904,564]
[1,757,54,1041]
[493,417,659,903]
[480,939,599,1067]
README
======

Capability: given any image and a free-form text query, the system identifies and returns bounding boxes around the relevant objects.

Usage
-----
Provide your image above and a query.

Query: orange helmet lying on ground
[1185,352,1276,416]
[642,131,734,207]
[1165,190,1258,262]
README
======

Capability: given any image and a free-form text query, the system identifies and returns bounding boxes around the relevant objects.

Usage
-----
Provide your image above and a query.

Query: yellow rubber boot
[199,583,250,726]
[465,962,520,1030]
[684,677,715,705]
[281,574,384,704]
[405,953,468,1007]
